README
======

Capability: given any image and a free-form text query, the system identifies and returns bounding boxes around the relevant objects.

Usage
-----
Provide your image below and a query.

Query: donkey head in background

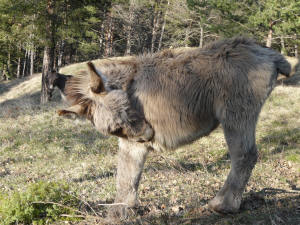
[58,62,153,142]
[48,71,72,92]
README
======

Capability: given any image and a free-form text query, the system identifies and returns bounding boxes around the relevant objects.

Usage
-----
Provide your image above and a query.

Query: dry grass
[0,66,299,224]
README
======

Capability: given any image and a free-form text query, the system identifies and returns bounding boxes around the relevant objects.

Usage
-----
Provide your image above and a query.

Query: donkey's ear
[87,62,106,94]
[57,104,84,118]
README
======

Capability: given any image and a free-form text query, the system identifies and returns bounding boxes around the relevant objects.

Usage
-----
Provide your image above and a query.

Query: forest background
[0,0,299,102]
[0,1,300,224]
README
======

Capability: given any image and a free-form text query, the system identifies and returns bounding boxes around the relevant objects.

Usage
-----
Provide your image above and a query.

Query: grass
[0,181,81,224]
[0,65,300,224]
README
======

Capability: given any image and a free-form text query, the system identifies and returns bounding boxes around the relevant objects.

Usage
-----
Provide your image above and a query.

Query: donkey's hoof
[108,205,127,220]
[107,205,137,223]
[208,196,240,214]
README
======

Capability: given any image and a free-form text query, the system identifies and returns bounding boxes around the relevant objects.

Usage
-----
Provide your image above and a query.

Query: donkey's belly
[145,105,219,150]
[134,70,219,150]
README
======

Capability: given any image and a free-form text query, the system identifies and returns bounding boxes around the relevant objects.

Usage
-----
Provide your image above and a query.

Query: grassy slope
[0,62,299,224]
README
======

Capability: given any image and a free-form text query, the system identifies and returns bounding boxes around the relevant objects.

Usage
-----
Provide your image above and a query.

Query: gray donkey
[58,37,290,220]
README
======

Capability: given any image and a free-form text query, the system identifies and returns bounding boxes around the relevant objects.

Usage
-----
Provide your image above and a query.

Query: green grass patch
[285,153,300,163]
[0,181,81,225]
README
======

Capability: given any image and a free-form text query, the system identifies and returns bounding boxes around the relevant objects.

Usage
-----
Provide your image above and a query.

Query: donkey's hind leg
[208,123,258,213]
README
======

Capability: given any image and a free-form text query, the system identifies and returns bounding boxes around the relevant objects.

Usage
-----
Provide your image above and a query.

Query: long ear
[87,62,106,94]
[57,104,84,118]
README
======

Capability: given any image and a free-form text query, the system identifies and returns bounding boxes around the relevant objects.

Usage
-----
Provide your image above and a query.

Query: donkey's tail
[272,52,291,77]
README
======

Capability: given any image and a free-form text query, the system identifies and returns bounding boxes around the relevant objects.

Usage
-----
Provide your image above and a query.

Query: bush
[0,181,81,225]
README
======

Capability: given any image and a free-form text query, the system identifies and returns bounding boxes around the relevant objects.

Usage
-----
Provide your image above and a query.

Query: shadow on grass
[72,171,114,183]
[259,127,300,155]
[0,91,41,117]
[145,152,230,174]
[0,88,63,118]
[120,188,300,225]
[0,77,33,95]
[148,125,299,174]
[178,152,230,173]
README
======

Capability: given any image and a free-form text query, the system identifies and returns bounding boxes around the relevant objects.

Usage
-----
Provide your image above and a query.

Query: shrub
[0,181,81,225]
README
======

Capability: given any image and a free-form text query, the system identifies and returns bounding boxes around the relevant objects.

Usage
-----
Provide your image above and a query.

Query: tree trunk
[41,0,56,104]
[125,26,132,55]
[104,14,113,57]
[58,40,65,69]
[22,48,28,77]
[53,45,58,72]
[266,28,273,47]
[151,7,161,54]
[294,34,298,58]
[280,36,285,55]
[99,23,105,56]
[158,0,169,51]
[184,21,192,47]
[3,66,8,81]
[41,46,55,104]
[16,44,21,78]
[67,44,74,64]
[199,25,204,48]
[30,48,34,76]
[7,43,11,78]
[17,57,21,78]
[109,20,114,56]
[125,1,135,55]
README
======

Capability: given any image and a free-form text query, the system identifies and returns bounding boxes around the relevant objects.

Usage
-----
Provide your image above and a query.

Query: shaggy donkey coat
[59,37,290,220]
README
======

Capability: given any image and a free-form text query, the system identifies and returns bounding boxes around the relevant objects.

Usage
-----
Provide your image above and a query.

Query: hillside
[0,61,300,224]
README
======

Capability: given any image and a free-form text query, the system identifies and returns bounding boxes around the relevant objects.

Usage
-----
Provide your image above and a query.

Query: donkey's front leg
[108,138,149,220]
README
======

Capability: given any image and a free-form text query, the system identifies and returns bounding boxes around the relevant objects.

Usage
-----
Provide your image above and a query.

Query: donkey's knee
[245,144,258,167]
[233,144,258,171]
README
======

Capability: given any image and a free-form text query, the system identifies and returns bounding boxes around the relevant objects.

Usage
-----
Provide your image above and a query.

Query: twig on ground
[98,202,128,206]
[64,191,100,217]
[32,201,86,216]
[60,214,86,218]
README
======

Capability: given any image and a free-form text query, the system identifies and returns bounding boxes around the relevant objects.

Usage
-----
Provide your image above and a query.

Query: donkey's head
[58,62,153,142]
[48,71,73,94]
[48,70,59,91]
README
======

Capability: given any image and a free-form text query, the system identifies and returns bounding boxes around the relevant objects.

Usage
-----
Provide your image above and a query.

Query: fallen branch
[98,202,128,206]
[60,214,86,218]
[32,201,85,216]
[64,191,100,217]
